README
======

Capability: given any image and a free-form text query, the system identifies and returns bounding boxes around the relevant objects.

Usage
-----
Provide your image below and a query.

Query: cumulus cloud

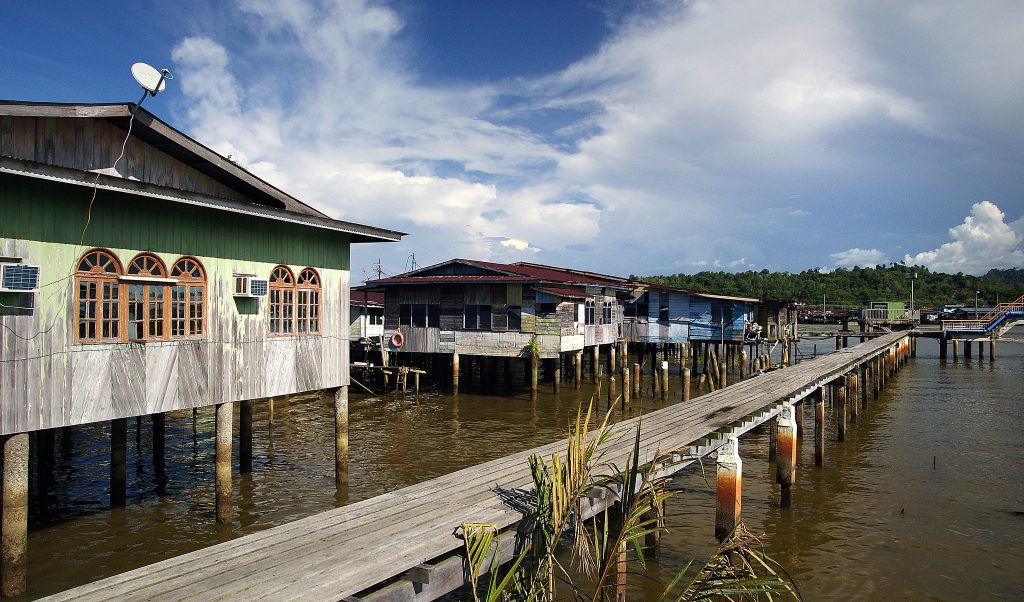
[166,0,1024,279]
[903,201,1024,274]
[832,247,888,268]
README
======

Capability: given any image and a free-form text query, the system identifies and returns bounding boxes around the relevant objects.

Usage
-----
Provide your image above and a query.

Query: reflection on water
[19,334,1024,600]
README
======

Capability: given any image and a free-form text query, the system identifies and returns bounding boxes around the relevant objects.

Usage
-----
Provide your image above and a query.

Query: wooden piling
[610,344,617,374]
[682,367,691,402]
[740,351,747,379]
[152,413,166,478]
[215,402,233,523]
[552,357,561,393]
[608,375,617,409]
[111,417,127,508]
[849,373,859,423]
[1,433,28,597]
[836,378,847,442]
[240,399,253,473]
[614,537,627,602]
[530,356,539,393]
[644,488,665,557]
[776,405,797,508]
[715,437,742,542]
[633,363,641,397]
[989,339,996,360]
[952,339,958,360]
[335,386,349,487]
[719,361,727,388]
[768,417,777,462]
[592,346,600,384]
[939,336,947,359]
[794,399,804,437]
[661,361,669,400]
[575,351,583,389]
[978,340,985,360]
[814,386,825,466]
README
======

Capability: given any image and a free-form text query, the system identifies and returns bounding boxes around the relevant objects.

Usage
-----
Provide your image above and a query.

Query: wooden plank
[45,333,905,602]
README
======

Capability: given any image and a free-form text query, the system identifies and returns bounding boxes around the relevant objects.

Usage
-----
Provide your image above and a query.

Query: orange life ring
[390,331,405,348]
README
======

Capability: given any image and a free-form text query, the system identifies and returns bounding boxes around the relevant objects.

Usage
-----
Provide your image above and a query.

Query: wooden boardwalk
[46,332,908,602]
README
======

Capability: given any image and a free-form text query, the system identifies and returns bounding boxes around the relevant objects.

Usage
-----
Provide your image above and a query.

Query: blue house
[623,282,758,345]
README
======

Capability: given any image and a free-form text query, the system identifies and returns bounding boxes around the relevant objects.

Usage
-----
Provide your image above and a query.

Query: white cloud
[166,0,1024,278]
[832,248,888,267]
[903,201,1024,274]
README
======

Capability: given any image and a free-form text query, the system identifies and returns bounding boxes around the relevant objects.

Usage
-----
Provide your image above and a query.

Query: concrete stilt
[1,433,28,597]
[814,386,825,467]
[110,418,127,508]
[215,402,233,523]
[452,352,460,392]
[335,386,349,487]
[776,405,797,507]
[622,366,630,408]
[240,399,253,473]
[530,356,539,393]
[715,437,742,542]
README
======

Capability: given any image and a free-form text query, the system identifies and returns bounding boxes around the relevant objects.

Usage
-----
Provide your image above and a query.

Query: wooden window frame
[170,256,207,340]
[269,265,296,337]
[75,248,123,344]
[125,253,171,342]
[297,268,322,335]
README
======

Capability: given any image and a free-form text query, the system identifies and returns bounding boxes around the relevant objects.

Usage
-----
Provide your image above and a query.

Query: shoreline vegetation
[636,265,1023,308]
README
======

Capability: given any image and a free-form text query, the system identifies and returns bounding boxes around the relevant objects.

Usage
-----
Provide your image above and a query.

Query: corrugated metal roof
[535,286,588,299]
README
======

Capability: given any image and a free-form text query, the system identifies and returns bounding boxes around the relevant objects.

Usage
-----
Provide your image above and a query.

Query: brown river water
[19,331,1024,600]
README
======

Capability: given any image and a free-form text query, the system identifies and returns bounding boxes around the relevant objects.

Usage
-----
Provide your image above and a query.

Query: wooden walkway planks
[44,332,907,602]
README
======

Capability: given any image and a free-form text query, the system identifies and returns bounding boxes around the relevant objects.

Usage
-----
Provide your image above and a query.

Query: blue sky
[3,0,1023,282]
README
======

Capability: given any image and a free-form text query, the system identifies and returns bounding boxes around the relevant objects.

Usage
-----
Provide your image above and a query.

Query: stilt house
[623,282,759,345]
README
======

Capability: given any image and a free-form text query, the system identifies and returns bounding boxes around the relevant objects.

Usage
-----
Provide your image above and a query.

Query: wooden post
[335,386,349,487]
[836,379,847,443]
[1,433,28,597]
[608,375,617,409]
[452,352,460,391]
[575,351,583,389]
[267,397,275,423]
[719,361,727,388]
[860,364,868,409]
[614,538,627,602]
[939,336,947,359]
[777,405,797,508]
[814,386,825,467]
[622,366,630,408]
[989,339,996,360]
[592,346,600,384]
[644,487,665,557]
[911,336,917,358]
[849,373,859,423]
[964,338,972,359]
[152,413,166,479]
[111,418,127,508]
[215,402,233,523]
[952,339,959,360]
[715,437,742,542]
[740,350,747,379]
[682,367,691,402]
[768,417,777,462]
[873,357,880,400]
[794,399,804,437]
[610,344,617,374]
[240,399,253,473]
[553,357,561,393]
[978,340,985,360]
[835,335,841,351]
[661,361,669,400]
[633,362,641,397]
[414,370,420,395]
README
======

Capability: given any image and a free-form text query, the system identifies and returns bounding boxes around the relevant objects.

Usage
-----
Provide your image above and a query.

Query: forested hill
[635,266,1024,308]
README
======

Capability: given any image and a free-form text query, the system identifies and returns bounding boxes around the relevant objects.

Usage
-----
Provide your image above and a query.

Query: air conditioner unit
[0,263,40,292]
[234,275,269,298]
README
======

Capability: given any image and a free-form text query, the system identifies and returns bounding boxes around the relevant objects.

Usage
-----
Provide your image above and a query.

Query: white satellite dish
[131,62,168,95]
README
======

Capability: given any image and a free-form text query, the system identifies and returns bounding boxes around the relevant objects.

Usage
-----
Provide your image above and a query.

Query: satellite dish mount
[130,62,172,113]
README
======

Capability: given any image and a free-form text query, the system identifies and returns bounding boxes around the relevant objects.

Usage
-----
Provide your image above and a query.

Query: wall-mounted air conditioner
[0,263,40,292]
[234,274,269,298]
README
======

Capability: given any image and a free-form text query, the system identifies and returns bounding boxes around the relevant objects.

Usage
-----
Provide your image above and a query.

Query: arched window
[269,265,295,336]
[76,249,122,343]
[170,257,206,338]
[125,253,169,341]
[296,268,321,335]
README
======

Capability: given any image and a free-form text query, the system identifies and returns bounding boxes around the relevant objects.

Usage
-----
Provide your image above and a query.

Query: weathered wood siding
[0,179,350,435]
[0,116,253,204]
[625,290,691,344]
